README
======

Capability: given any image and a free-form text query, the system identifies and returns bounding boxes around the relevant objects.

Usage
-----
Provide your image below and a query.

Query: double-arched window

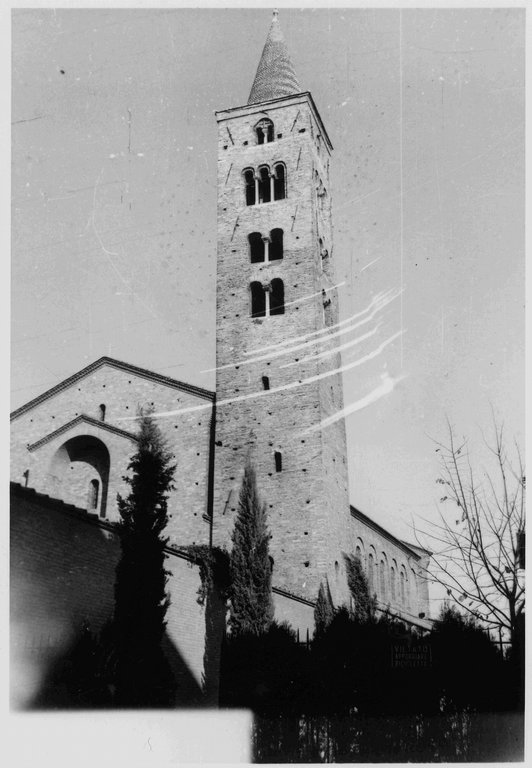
[243,163,286,206]
[248,229,283,263]
[255,118,274,145]
[250,279,285,318]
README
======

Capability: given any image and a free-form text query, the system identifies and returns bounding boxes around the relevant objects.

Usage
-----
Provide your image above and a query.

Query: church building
[10,12,431,707]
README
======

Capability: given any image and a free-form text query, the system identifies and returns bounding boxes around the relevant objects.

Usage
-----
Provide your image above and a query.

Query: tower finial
[247,8,301,105]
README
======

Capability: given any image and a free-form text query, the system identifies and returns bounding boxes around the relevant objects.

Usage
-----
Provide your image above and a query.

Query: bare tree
[416,418,525,651]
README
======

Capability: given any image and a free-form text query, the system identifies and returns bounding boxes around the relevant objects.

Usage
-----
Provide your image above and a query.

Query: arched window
[249,232,264,263]
[390,566,396,602]
[273,163,286,200]
[411,570,418,611]
[368,553,375,595]
[250,281,266,318]
[98,403,106,422]
[269,228,283,261]
[88,478,99,510]
[274,451,282,472]
[269,556,274,573]
[270,278,285,315]
[380,558,387,601]
[262,375,270,390]
[244,168,256,206]
[255,118,274,145]
[400,569,406,606]
[355,545,362,564]
[258,166,271,204]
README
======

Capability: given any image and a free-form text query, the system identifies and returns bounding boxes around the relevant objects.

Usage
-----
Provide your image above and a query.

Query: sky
[11,6,525,558]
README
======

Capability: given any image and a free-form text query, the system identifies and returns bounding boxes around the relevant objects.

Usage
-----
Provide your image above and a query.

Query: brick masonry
[212,93,353,607]
[10,359,214,548]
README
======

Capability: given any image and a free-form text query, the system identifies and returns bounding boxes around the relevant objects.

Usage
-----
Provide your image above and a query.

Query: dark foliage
[110,410,177,707]
[431,603,507,712]
[220,621,311,715]
[229,462,274,636]
[185,543,231,606]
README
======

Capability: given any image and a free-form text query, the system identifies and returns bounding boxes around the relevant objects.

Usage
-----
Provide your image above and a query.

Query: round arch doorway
[49,435,111,518]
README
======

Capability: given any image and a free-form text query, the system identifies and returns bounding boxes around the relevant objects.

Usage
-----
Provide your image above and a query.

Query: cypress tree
[314,580,335,636]
[344,553,376,623]
[112,409,177,706]
[229,462,274,636]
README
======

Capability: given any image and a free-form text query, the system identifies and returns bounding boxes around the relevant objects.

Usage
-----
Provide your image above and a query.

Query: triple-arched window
[248,229,283,263]
[250,279,285,318]
[243,163,286,206]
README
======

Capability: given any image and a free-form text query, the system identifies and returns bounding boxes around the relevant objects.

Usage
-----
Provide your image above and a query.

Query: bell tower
[213,11,351,606]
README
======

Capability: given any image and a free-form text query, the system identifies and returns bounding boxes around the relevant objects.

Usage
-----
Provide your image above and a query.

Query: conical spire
[247,10,301,105]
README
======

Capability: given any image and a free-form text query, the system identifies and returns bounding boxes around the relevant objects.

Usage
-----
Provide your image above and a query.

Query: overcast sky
[11,7,525,555]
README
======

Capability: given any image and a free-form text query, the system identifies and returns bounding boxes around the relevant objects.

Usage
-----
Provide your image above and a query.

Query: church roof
[248,10,301,105]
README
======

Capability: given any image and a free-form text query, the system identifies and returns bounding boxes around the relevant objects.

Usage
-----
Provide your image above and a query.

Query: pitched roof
[248,11,301,105]
[10,356,215,421]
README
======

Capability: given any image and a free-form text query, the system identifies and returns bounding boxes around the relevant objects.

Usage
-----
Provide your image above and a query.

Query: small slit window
[274,451,282,472]
[262,376,270,390]
[99,403,106,422]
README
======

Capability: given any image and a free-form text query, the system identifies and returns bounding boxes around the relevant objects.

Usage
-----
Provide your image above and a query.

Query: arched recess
[49,434,111,518]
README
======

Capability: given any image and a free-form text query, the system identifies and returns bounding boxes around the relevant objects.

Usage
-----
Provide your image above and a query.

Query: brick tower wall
[213,94,352,606]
